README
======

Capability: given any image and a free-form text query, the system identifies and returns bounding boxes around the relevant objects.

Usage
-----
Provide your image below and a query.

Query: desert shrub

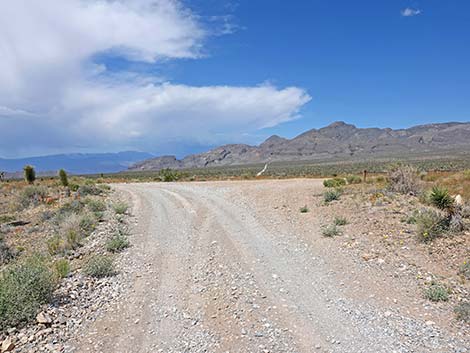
[0,215,15,224]
[299,205,309,213]
[430,186,454,211]
[78,184,102,196]
[59,215,83,250]
[83,255,115,278]
[54,259,70,278]
[415,208,447,242]
[375,175,385,183]
[106,232,130,253]
[17,185,48,209]
[463,170,470,181]
[46,235,63,255]
[424,282,449,302]
[323,178,346,188]
[69,183,80,192]
[0,234,14,265]
[323,189,341,203]
[23,165,36,184]
[346,175,362,184]
[159,168,180,182]
[113,202,128,215]
[334,216,348,226]
[85,198,106,218]
[322,224,342,237]
[454,302,470,322]
[458,261,470,280]
[0,255,55,329]
[79,213,96,236]
[97,184,111,192]
[388,164,420,194]
[58,169,68,187]
[57,200,84,218]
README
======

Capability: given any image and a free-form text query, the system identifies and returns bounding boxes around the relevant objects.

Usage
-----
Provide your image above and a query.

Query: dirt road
[72,180,469,353]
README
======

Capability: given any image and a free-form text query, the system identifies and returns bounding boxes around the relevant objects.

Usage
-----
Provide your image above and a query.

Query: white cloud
[401,8,422,17]
[0,0,311,157]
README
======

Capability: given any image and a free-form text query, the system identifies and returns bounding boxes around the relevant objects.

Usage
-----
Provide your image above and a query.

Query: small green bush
[106,233,130,253]
[322,224,342,237]
[323,178,346,188]
[430,186,454,211]
[83,255,115,278]
[346,175,362,184]
[334,216,348,226]
[299,205,309,213]
[69,183,80,192]
[415,208,447,242]
[159,168,180,182]
[0,255,55,329]
[85,198,106,218]
[454,302,470,322]
[79,213,96,236]
[58,169,68,187]
[78,184,102,196]
[113,202,128,215]
[324,189,341,203]
[46,235,63,255]
[424,282,449,302]
[23,165,36,184]
[54,259,70,278]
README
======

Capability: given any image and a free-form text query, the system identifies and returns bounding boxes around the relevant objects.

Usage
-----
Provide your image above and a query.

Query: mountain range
[130,121,470,171]
[0,151,153,175]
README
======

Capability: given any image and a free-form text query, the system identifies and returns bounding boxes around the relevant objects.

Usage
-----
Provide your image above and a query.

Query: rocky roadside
[0,191,133,353]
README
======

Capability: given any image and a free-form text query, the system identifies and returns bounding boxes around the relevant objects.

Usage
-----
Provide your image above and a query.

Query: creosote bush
[424,282,449,302]
[23,165,36,184]
[78,184,102,196]
[387,164,420,195]
[323,178,346,188]
[0,255,56,329]
[83,255,115,278]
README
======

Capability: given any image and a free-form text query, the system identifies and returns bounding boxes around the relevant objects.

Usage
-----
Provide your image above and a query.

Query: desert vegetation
[314,165,470,323]
[0,170,131,348]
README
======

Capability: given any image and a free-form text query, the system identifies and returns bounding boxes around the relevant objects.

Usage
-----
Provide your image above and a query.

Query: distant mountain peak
[129,121,470,171]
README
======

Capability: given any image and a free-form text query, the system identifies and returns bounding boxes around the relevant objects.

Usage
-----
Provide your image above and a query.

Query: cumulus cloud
[0,0,311,157]
[401,8,422,17]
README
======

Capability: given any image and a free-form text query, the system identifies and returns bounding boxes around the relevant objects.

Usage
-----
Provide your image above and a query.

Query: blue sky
[0,0,469,158]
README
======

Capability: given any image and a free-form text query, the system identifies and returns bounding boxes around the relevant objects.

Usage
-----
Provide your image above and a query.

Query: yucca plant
[23,165,36,184]
[58,169,69,187]
[430,186,454,212]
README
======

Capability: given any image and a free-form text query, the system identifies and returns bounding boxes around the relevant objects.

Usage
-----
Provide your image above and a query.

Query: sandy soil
[71,180,469,353]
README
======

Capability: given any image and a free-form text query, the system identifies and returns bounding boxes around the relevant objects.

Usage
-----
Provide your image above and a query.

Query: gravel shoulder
[72,180,469,353]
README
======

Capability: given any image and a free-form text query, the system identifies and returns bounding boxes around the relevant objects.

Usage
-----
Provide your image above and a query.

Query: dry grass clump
[388,164,421,195]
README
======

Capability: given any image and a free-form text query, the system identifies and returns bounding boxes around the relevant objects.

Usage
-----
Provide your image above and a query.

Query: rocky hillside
[130,121,470,171]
